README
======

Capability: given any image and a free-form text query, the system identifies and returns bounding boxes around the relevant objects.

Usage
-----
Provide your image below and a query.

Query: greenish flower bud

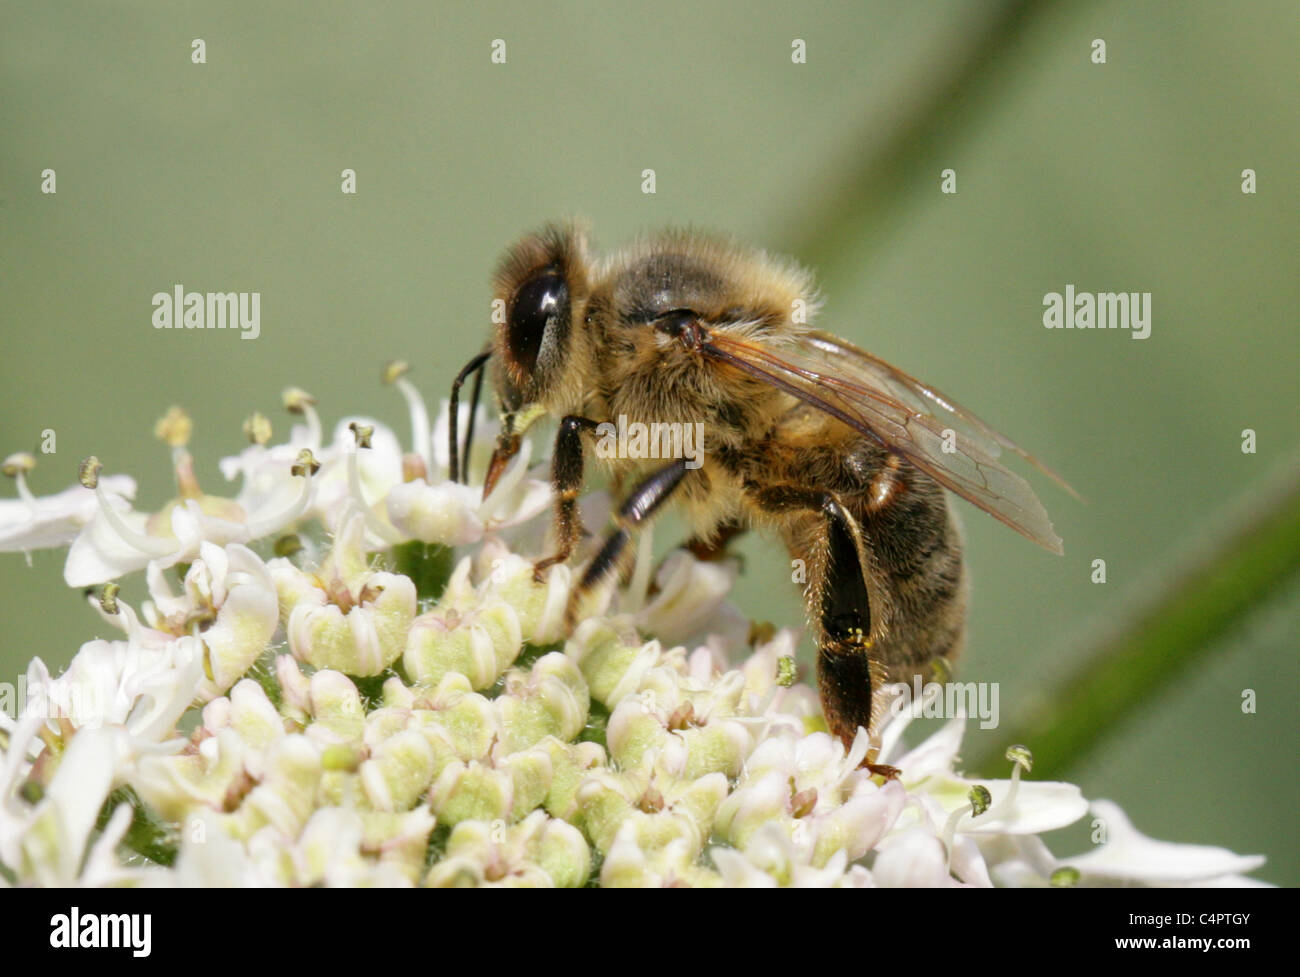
[567,620,667,708]
[307,670,365,745]
[236,735,323,839]
[495,652,590,753]
[477,548,570,644]
[1050,866,1081,887]
[360,730,438,812]
[428,760,513,827]
[403,600,522,690]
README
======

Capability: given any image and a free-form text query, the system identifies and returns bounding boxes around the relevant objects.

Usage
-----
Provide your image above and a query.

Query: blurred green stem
[97,786,178,866]
[970,453,1300,779]
[781,0,1069,274]
[774,0,1299,784]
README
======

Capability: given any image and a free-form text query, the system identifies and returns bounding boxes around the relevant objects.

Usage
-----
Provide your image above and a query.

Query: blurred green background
[2,1,1296,883]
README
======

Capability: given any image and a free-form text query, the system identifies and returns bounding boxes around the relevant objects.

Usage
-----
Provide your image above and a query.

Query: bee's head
[490,222,590,415]
[477,222,591,497]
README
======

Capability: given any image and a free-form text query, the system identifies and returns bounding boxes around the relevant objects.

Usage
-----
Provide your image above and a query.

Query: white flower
[711,823,872,888]
[216,389,401,551]
[1,722,157,886]
[297,417,404,546]
[871,825,965,887]
[602,826,722,887]
[424,811,590,888]
[22,628,203,763]
[142,541,280,701]
[726,630,824,737]
[1058,800,1269,887]
[218,394,326,515]
[273,511,416,676]
[716,729,907,867]
[575,753,728,857]
[883,715,1089,840]
[384,398,551,547]
[632,549,749,651]
[494,653,590,752]
[299,369,551,549]
[0,452,137,554]
[170,809,279,887]
[63,416,316,587]
[0,385,1273,889]
[605,664,752,779]
[402,561,525,690]
[471,541,572,644]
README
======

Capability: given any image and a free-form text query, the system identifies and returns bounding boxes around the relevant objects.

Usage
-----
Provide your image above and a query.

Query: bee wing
[701,331,1067,554]
[804,331,1080,500]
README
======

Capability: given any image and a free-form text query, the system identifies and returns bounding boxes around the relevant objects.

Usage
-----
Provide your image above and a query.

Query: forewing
[701,331,1066,553]
[805,331,1079,498]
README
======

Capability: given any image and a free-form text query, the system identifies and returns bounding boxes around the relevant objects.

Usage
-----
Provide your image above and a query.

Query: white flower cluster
[0,375,1270,887]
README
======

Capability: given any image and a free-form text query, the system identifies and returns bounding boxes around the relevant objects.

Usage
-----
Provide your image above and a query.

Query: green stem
[96,786,179,866]
[970,453,1300,779]
[779,0,1071,275]
[392,540,454,602]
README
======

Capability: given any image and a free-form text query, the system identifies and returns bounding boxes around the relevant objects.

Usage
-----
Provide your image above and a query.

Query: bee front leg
[533,415,604,583]
[564,458,690,627]
[749,484,899,779]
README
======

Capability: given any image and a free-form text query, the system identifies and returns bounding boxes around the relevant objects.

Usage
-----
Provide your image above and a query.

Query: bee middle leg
[564,458,690,626]
[749,483,899,779]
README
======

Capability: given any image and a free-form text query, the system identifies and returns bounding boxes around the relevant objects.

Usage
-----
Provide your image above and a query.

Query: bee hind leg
[750,484,899,779]
[815,497,900,779]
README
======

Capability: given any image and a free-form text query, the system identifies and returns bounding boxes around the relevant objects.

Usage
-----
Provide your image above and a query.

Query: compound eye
[508,270,568,376]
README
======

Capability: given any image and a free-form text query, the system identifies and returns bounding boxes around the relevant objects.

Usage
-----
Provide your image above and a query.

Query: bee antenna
[449,350,491,483]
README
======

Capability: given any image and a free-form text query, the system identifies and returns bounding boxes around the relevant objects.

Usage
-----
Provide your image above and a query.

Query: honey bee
[449,221,1073,774]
